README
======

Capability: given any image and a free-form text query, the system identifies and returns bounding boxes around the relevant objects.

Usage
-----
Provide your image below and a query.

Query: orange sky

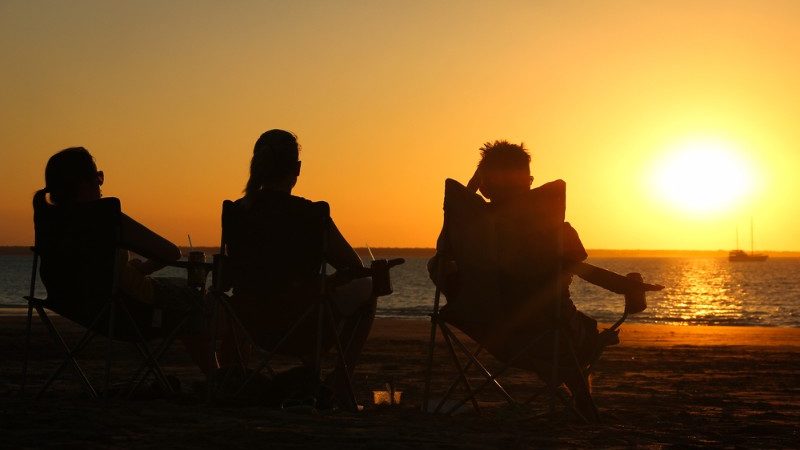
[2,1,799,250]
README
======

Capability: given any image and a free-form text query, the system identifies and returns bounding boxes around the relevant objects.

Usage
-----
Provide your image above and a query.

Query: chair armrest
[327,258,405,296]
[607,311,628,332]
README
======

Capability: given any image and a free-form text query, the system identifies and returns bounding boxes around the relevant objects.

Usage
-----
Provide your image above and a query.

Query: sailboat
[729,219,768,262]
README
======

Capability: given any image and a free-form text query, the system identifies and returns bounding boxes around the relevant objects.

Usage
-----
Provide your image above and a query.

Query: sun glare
[651,139,754,214]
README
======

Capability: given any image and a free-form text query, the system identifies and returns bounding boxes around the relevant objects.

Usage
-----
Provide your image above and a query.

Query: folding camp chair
[21,197,207,399]
[422,179,633,422]
[205,199,398,410]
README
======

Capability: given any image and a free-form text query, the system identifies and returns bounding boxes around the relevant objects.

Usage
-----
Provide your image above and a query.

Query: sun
[651,138,754,214]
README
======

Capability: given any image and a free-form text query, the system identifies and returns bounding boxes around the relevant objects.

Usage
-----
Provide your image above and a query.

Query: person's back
[433,175,581,355]
[225,190,331,330]
[429,140,663,417]
[32,146,214,373]
[223,130,375,408]
[226,191,326,299]
[34,195,121,324]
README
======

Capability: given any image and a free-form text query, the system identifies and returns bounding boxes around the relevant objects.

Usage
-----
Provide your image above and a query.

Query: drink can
[188,251,207,288]
[624,272,647,314]
[371,259,393,297]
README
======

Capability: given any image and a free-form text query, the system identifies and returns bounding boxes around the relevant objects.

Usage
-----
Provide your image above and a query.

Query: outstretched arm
[569,262,664,294]
[569,262,664,314]
[120,213,181,274]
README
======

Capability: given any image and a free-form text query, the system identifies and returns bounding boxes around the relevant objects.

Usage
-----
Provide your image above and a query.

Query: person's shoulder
[529,179,566,204]
[283,194,329,218]
[235,191,329,217]
[531,179,566,193]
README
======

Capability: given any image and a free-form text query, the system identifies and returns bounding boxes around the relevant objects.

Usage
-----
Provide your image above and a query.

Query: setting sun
[651,139,755,215]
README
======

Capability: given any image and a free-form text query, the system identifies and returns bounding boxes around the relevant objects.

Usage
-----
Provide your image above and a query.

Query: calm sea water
[2,255,798,327]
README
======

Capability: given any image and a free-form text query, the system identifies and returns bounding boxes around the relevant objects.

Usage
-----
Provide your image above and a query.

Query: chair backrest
[34,197,122,322]
[221,193,330,300]
[440,179,566,335]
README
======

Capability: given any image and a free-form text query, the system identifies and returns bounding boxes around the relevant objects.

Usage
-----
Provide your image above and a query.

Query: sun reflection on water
[572,257,799,327]
[656,260,743,324]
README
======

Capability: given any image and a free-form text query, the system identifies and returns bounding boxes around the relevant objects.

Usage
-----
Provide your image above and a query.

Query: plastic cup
[187,251,207,288]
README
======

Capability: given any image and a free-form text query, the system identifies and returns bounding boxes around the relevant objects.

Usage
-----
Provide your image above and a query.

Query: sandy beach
[2,314,799,448]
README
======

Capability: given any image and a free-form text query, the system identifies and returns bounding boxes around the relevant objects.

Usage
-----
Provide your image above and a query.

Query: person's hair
[477,140,531,172]
[33,147,98,208]
[244,129,300,196]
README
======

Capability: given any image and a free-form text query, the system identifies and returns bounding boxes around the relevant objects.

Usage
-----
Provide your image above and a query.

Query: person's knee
[333,277,374,317]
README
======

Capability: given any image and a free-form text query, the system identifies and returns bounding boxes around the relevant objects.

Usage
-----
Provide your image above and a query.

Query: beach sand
[2,314,799,448]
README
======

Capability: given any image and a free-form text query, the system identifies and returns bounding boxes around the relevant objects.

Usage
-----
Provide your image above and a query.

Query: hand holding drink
[624,272,664,314]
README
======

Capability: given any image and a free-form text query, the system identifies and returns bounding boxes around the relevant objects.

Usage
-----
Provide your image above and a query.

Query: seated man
[428,140,662,417]
[222,129,375,408]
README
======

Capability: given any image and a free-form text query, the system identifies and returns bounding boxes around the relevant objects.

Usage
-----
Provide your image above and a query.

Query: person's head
[244,129,301,195]
[34,147,103,207]
[476,140,532,201]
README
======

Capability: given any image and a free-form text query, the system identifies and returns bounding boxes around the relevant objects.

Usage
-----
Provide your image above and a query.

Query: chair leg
[104,299,116,398]
[38,328,99,399]
[442,325,562,415]
[34,305,99,399]
[115,301,174,395]
[125,314,190,397]
[438,324,481,414]
[131,343,173,395]
[208,298,260,400]
[220,298,259,374]
[561,330,599,422]
[435,342,483,413]
[314,302,325,382]
[422,314,438,413]
[323,299,357,411]
[225,311,246,373]
[342,313,362,358]
[234,303,316,397]
[21,304,34,395]
[206,291,220,402]
[549,323,560,416]
[23,253,38,395]
[440,323,515,412]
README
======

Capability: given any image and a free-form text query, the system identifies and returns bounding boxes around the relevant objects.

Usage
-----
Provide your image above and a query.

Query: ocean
[2,254,799,327]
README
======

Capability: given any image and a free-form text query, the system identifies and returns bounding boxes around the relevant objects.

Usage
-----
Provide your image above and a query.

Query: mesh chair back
[221,193,330,342]
[34,197,122,325]
[222,195,329,292]
[440,179,566,344]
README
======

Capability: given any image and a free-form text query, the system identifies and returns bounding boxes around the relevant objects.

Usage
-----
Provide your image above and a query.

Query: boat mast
[750,217,754,255]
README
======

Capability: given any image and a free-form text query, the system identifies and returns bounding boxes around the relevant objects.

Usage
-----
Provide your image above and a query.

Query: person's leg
[180,334,218,376]
[326,277,376,406]
[562,310,604,421]
[563,368,598,421]
[150,277,219,376]
[213,294,255,370]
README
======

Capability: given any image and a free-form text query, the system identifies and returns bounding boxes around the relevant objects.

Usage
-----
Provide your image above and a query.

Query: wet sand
[2,314,799,448]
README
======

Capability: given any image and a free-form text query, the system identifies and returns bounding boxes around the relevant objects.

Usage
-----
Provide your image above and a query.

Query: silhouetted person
[222,129,375,408]
[33,147,214,375]
[429,140,662,418]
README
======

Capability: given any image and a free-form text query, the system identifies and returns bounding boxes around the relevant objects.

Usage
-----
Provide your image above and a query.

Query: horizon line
[2,245,800,256]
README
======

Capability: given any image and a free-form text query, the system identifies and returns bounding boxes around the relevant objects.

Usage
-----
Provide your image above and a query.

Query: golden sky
[2,0,799,250]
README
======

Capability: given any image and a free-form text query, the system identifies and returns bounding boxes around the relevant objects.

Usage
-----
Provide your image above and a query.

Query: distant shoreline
[2,245,799,258]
